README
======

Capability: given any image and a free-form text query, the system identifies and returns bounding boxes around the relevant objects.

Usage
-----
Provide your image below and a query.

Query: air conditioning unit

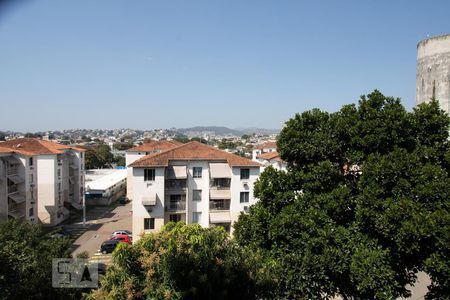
[243,206,249,213]
[243,182,249,189]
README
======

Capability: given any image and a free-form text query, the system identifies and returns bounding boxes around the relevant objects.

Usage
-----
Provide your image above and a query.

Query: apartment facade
[125,140,181,201]
[129,141,261,241]
[0,138,85,226]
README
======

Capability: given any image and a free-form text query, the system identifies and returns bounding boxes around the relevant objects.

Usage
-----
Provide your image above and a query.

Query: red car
[110,234,132,244]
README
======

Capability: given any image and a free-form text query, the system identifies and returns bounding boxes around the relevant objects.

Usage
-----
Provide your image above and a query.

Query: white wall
[230,167,260,226]
[186,161,210,227]
[126,152,146,200]
[132,166,165,241]
[36,155,58,225]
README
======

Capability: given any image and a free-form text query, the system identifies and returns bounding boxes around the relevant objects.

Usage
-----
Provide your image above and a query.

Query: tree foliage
[234,91,450,299]
[90,222,267,300]
[0,220,83,300]
[84,144,114,169]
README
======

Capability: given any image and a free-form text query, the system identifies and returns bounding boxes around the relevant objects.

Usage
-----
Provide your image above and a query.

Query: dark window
[144,218,155,230]
[240,169,250,180]
[193,190,202,201]
[169,214,181,222]
[144,169,155,181]
[211,178,231,188]
[193,167,202,178]
[170,194,182,201]
[240,192,249,203]
[29,207,34,217]
[29,157,33,166]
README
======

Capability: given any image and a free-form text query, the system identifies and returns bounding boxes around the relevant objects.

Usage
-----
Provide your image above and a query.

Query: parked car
[100,239,120,254]
[111,230,132,237]
[111,234,132,244]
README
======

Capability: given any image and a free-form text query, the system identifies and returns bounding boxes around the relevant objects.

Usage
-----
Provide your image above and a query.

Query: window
[240,168,250,180]
[144,218,155,230]
[29,157,33,166]
[29,207,34,217]
[144,168,155,181]
[193,167,202,178]
[170,194,182,201]
[192,212,201,224]
[240,192,249,203]
[212,178,231,188]
[30,174,34,184]
[169,214,181,222]
[193,190,202,201]
[57,169,61,178]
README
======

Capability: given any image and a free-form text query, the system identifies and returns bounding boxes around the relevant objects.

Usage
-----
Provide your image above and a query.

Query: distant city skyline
[1,0,449,131]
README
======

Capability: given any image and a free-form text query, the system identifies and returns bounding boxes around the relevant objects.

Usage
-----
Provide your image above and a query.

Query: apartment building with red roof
[128,141,261,241]
[0,138,85,225]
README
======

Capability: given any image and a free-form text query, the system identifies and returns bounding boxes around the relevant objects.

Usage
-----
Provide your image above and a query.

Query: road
[67,201,132,259]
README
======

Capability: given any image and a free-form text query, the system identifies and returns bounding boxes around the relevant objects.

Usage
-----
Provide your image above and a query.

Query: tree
[234,91,450,299]
[90,222,267,300]
[0,220,83,300]
[84,144,114,169]
[112,142,134,151]
[114,155,126,167]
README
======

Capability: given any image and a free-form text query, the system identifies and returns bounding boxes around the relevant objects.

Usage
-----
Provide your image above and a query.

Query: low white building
[256,151,287,171]
[125,140,182,201]
[252,141,277,160]
[0,138,85,226]
[129,141,261,242]
[85,169,127,205]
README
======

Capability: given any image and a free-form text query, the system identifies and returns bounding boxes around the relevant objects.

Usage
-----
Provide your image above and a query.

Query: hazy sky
[0,0,449,132]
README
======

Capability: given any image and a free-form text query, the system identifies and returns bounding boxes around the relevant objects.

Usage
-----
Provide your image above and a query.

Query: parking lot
[67,201,132,262]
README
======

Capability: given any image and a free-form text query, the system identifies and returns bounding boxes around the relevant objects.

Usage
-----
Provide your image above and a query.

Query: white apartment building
[129,141,261,241]
[125,140,181,201]
[252,141,277,160]
[0,138,85,226]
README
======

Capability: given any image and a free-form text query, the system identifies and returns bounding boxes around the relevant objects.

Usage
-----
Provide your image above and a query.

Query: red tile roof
[0,138,85,156]
[253,141,277,150]
[127,140,182,152]
[256,151,280,160]
[130,141,261,168]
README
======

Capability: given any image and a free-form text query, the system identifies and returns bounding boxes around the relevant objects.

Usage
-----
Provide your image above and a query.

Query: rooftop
[0,138,86,156]
[253,141,277,150]
[130,141,261,168]
[85,169,127,191]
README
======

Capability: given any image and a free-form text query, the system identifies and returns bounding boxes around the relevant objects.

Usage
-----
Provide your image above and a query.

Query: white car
[111,230,132,237]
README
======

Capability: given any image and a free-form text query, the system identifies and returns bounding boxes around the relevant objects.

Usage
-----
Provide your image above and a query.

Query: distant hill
[178,126,244,137]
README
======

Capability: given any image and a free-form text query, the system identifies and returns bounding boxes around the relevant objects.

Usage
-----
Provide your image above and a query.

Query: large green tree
[90,222,267,300]
[0,220,83,300]
[234,91,450,299]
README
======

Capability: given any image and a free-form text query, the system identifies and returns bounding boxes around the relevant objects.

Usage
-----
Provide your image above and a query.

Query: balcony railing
[6,165,19,176]
[165,201,186,212]
[210,179,231,189]
[209,199,231,211]
[165,179,187,190]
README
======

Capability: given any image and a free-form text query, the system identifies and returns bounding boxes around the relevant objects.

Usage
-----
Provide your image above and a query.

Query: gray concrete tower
[416,34,450,114]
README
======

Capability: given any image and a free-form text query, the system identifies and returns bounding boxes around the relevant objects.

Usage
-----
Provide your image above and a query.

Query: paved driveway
[68,202,132,258]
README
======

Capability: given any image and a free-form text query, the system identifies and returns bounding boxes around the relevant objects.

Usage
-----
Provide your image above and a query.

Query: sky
[0,0,449,132]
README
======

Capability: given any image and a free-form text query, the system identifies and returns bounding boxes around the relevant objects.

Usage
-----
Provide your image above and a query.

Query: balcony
[209,199,231,211]
[210,178,231,190]
[165,179,187,190]
[165,201,186,212]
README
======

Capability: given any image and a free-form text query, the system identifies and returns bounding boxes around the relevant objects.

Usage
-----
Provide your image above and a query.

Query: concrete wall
[37,155,59,225]
[132,167,165,241]
[126,152,145,201]
[186,161,210,227]
[230,167,260,229]
[416,34,450,114]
